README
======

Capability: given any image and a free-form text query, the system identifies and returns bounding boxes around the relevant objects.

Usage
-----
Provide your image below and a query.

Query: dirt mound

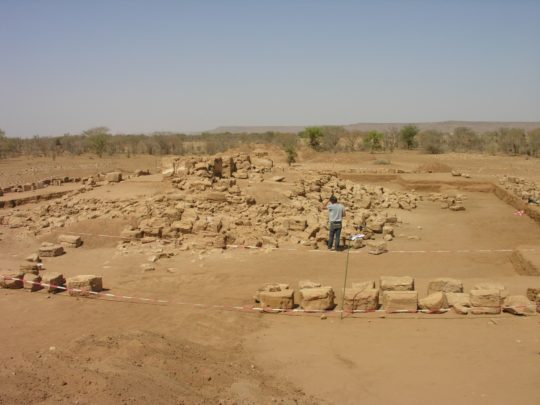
[0,329,315,404]
[416,161,452,173]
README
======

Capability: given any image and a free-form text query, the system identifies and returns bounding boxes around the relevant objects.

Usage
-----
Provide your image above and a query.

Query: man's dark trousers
[328,221,342,250]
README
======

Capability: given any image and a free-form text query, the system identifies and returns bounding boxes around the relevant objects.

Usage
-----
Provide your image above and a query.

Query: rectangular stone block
[105,171,122,182]
[380,276,414,291]
[383,291,418,313]
[446,293,470,307]
[470,306,501,315]
[351,280,375,290]
[299,287,335,311]
[39,244,64,257]
[23,273,42,292]
[41,272,66,293]
[0,271,24,289]
[470,290,500,308]
[366,240,387,255]
[343,288,378,311]
[427,278,463,295]
[20,262,40,274]
[259,289,294,310]
[58,234,82,247]
[67,275,103,296]
[503,295,537,316]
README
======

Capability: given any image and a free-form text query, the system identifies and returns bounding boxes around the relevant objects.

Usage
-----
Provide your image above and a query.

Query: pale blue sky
[1,0,539,137]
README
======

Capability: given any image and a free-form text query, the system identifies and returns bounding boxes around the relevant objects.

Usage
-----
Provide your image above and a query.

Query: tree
[497,128,526,155]
[400,125,419,149]
[384,127,399,152]
[526,128,540,157]
[83,126,110,157]
[448,127,481,152]
[417,130,444,154]
[300,127,324,150]
[0,129,7,158]
[364,130,384,153]
[284,144,297,166]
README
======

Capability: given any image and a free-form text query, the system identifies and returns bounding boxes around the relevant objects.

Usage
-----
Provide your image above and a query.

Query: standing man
[323,195,345,251]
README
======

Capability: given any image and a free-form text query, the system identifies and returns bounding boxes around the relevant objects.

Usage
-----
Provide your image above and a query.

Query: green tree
[300,127,324,150]
[364,130,384,153]
[83,126,110,157]
[400,125,419,149]
[526,128,540,157]
[284,144,297,166]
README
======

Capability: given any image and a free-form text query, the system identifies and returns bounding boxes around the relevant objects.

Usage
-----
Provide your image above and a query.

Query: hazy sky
[1,0,539,137]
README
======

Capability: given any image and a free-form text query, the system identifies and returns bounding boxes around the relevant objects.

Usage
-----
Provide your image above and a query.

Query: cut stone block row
[58,234,83,248]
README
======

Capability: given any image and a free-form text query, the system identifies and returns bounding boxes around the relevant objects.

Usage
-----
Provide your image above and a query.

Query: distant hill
[207,121,540,134]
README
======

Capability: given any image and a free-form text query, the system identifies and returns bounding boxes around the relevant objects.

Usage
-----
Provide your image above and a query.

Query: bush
[417,130,444,154]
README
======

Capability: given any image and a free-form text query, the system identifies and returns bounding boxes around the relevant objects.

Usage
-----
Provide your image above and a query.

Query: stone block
[254,283,290,302]
[39,244,64,257]
[0,271,24,289]
[383,291,418,313]
[503,295,537,316]
[259,289,294,310]
[351,280,376,290]
[67,275,103,296]
[288,217,307,232]
[453,303,470,315]
[470,290,501,308]
[58,234,83,247]
[427,278,463,295]
[20,262,40,274]
[25,253,40,263]
[41,272,66,293]
[446,292,471,307]
[418,292,448,311]
[472,282,508,304]
[343,288,378,311]
[526,287,540,302]
[23,273,42,292]
[366,240,387,255]
[299,287,335,311]
[105,171,122,182]
[172,220,193,234]
[380,276,414,292]
[298,280,321,289]
[470,306,501,315]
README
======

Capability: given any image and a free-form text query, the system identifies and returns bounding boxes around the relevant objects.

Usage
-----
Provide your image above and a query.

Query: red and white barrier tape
[0,275,167,304]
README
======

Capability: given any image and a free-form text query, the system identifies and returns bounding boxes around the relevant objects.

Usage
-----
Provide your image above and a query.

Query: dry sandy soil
[1,149,540,405]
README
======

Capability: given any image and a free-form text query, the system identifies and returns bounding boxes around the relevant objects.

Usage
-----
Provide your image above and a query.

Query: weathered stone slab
[20,262,40,274]
[67,275,103,296]
[470,289,501,308]
[0,271,24,289]
[453,303,470,315]
[254,283,290,302]
[446,292,471,307]
[343,288,378,311]
[41,272,66,293]
[503,295,537,316]
[472,282,508,303]
[380,276,414,291]
[298,280,321,289]
[427,278,463,295]
[259,289,294,310]
[299,287,335,311]
[418,292,448,311]
[366,240,387,255]
[23,273,42,292]
[470,306,501,315]
[383,291,418,313]
[351,280,376,290]
[58,234,82,247]
[105,171,122,182]
[39,244,64,257]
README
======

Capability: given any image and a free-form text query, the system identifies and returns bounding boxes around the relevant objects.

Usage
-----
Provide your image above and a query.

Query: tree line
[0,125,539,159]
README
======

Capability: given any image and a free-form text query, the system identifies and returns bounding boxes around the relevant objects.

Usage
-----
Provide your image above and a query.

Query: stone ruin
[1,153,424,253]
[254,277,540,315]
[427,193,467,211]
[499,176,540,204]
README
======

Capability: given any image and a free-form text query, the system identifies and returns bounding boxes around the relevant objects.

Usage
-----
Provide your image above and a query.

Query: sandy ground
[1,150,540,404]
